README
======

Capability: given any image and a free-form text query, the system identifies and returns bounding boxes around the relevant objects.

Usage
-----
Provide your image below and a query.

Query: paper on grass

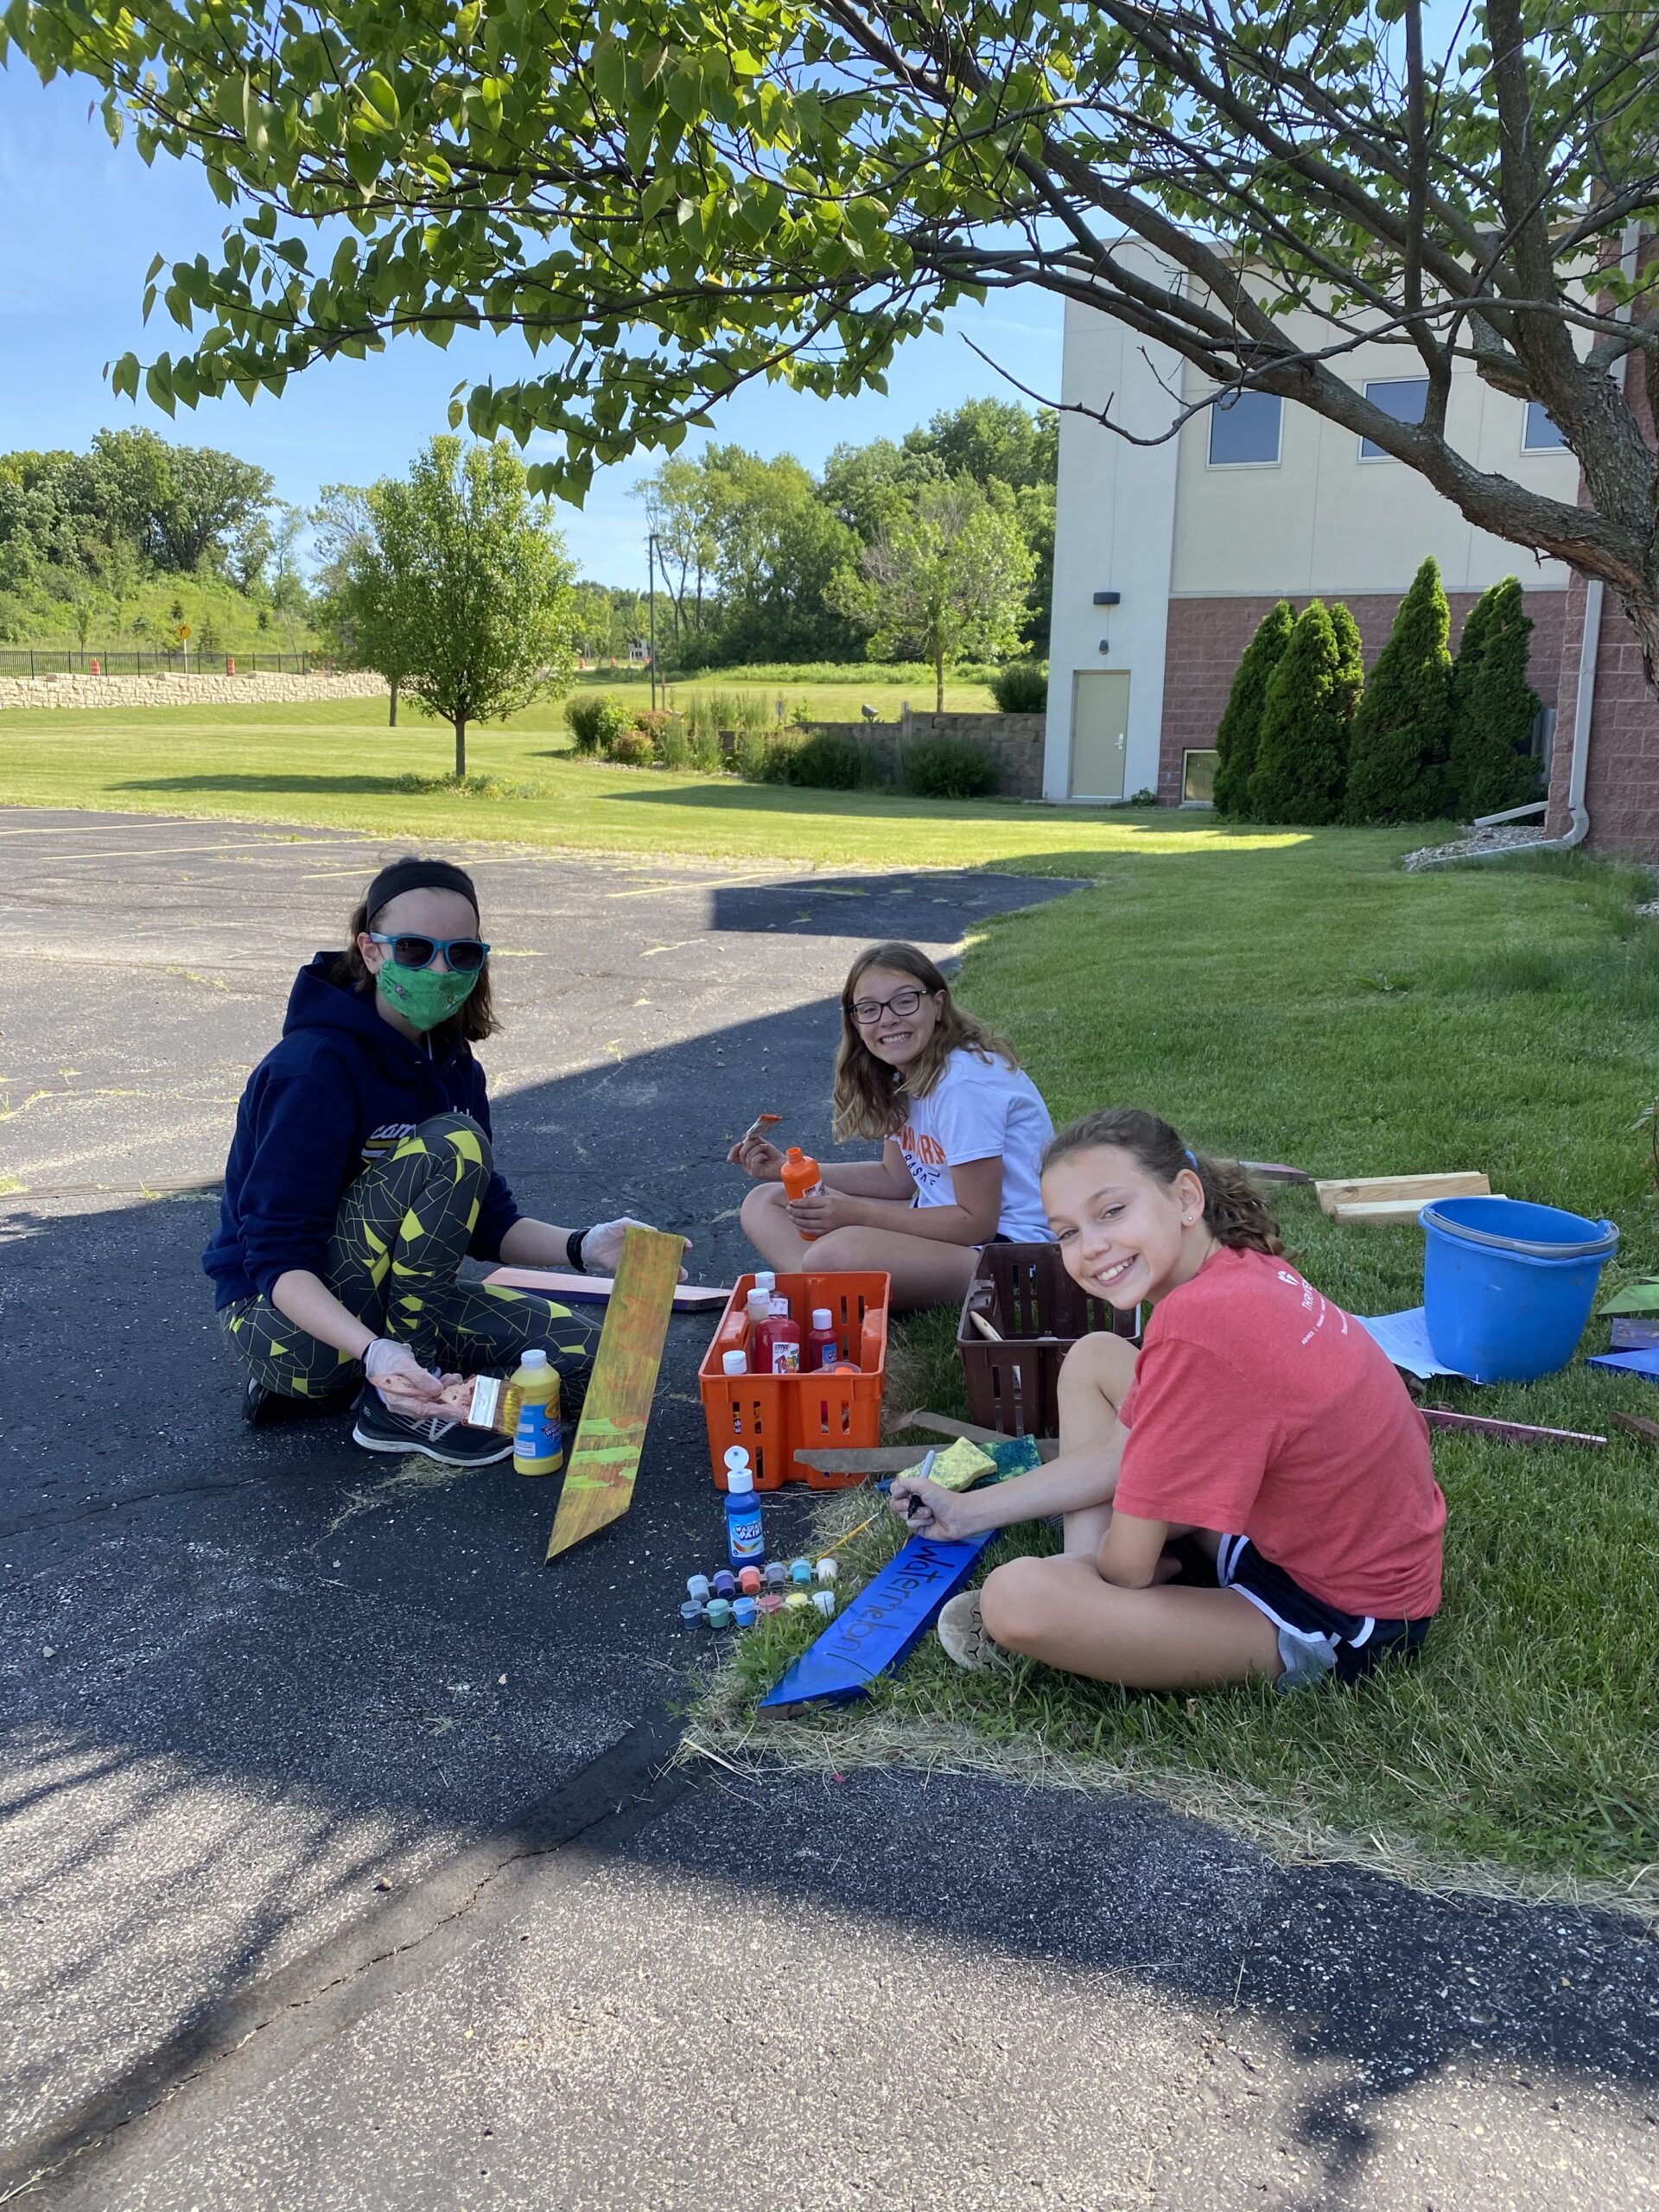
[1356,1307,1472,1382]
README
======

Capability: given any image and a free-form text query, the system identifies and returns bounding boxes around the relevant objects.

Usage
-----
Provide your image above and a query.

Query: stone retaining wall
[798,710,1046,798]
[0,671,390,712]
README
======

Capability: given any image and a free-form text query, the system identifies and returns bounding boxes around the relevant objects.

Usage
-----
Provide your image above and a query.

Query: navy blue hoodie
[202,953,521,1309]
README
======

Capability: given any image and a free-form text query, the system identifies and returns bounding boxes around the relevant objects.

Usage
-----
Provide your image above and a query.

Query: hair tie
[1184,1148,1198,1168]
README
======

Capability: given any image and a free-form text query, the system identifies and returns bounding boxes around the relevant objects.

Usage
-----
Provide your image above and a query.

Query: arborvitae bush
[1343,556,1453,822]
[1329,601,1365,728]
[1447,576,1541,819]
[1247,601,1349,824]
[1213,601,1294,817]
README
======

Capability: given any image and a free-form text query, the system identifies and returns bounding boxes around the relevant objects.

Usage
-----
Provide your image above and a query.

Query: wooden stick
[793,1446,938,1474]
[485,1265,729,1313]
[543,1227,685,1560]
[887,1411,1061,1459]
[1315,1171,1489,1220]
[1235,1160,1313,1185]
[969,1310,1003,1342]
[1611,1411,1659,1447]
[1422,1408,1606,1449]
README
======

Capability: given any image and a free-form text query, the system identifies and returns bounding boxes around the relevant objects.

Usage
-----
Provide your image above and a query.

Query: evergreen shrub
[1343,557,1453,822]
[1248,601,1349,824]
[905,735,999,798]
[989,661,1049,713]
[1213,602,1294,817]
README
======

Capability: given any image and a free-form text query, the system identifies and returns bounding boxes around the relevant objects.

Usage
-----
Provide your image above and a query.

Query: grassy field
[570,660,1004,719]
[0,695,1294,873]
[699,844,1659,1908]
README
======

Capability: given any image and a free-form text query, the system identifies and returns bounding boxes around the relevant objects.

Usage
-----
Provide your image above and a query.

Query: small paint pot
[785,1591,810,1612]
[712,1570,737,1600]
[763,1560,788,1590]
[737,1566,762,1596]
[815,1557,838,1586]
[679,1599,704,1629]
[706,1598,734,1630]
[733,1596,759,1628]
[686,1574,711,1604]
[811,1590,836,1618]
[789,1557,812,1587]
[756,1593,784,1616]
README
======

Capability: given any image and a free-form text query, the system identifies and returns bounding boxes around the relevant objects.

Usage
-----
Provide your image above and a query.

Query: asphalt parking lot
[2,807,1656,2209]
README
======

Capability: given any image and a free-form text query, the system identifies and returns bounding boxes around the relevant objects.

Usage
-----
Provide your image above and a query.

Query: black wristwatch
[566,1226,590,1272]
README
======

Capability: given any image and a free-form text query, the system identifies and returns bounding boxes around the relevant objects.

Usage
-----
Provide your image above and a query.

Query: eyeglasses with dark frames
[849,985,931,1027]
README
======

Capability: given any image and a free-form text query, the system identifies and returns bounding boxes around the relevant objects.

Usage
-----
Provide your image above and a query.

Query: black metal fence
[0,648,319,677]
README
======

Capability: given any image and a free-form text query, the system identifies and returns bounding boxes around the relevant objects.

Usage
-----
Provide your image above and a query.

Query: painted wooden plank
[1422,1407,1606,1449]
[1610,1317,1659,1350]
[1315,1171,1489,1219]
[759,1529,997,1707]
[485,1264,729,1313]
[543,1227,686,1561]
[1611,1411,1659,1446]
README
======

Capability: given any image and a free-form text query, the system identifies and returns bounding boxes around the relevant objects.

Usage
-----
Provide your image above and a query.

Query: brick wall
[798,711,1046,798]
[0,671,390,712]
[1157,588,1568,805]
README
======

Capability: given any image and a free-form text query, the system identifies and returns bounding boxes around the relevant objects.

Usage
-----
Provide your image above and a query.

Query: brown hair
[1041,1107,1284,1255]
[831,941,1020,1141]
[326,858,500,1046]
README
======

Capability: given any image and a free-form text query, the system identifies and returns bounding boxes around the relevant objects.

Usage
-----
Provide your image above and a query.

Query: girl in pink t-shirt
[892,1106,1446,1692]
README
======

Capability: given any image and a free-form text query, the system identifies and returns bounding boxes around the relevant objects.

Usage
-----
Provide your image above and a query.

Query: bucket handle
[1419,1205,1619,1261]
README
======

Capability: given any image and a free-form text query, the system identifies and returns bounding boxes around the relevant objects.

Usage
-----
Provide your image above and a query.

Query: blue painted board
[758,1529,996,1708]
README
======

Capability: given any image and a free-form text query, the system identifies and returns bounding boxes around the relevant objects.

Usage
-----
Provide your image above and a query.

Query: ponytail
[1042,1107,1284,1257]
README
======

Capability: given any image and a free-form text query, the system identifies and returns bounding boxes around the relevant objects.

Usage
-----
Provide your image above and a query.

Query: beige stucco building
[1045,259,1580,807]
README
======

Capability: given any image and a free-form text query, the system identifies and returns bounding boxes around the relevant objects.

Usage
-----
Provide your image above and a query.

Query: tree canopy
[13,0,1659,674]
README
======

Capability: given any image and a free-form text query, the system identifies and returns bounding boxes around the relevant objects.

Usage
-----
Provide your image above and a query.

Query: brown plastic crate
[957,1243,1137,1438]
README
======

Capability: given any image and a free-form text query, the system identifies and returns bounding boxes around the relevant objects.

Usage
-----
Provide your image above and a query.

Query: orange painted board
[543,1226,686,1561]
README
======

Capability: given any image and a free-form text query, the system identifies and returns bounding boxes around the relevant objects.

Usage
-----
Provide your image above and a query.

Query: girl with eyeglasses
[204,855,663,1464]
[728,941,1055,1312]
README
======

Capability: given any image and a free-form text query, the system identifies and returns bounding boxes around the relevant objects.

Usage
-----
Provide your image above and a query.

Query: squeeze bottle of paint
[767,1307,802,1375]
[510,1350,563,1477]
[780,1147,824,1239]
[755,1269,788,1321]
[724,1447,765,1565]
[806,1307,839,1370]
[746,1288,776,1374]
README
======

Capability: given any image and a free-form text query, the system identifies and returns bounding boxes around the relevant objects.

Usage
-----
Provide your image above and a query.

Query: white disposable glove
[579,1218,691,1277]
[363,1338,443,1409]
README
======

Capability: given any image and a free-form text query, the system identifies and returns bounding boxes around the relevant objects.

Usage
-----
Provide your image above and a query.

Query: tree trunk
[934,648,944,713]
[388,675,399,728]
[454,716,467,779]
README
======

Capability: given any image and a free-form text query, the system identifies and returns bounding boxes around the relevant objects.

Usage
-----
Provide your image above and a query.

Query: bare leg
[980,1554,1281,1689]
[1054,1331,1138,1556]
[738,1187,979,1313]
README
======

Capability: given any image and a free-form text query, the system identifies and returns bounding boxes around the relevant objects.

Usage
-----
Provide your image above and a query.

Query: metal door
[1070,671,1130,799]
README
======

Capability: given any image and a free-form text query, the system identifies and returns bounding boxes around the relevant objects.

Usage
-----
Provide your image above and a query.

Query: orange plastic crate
[698,1270,889,1491]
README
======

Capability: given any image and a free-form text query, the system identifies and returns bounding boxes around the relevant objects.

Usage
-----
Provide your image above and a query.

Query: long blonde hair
[832,942,1020,1141]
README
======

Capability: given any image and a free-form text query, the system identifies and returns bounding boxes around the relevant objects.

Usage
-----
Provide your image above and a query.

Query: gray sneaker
[351,1389,513,1467]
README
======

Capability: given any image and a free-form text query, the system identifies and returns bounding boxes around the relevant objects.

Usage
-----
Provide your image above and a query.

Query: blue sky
[0,66,1063,587]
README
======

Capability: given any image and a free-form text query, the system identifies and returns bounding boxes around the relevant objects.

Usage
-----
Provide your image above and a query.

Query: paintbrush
[739,1110,782,1147]
[434,1373,522,1436]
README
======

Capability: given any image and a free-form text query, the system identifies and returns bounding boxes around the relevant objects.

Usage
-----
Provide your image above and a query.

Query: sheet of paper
[1356,1307,1471,1381]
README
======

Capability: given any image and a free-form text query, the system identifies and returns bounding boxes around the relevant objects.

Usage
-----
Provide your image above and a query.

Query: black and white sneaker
[351,1389,514,1467]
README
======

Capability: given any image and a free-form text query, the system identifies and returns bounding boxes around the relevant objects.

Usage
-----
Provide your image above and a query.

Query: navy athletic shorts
[1216,1534,1433,1692]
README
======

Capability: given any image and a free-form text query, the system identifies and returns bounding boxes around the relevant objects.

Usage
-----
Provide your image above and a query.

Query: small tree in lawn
[828,478,1033,712]
[345,439,576,775]
[1212,601,1294,819]
[1447,578,1541,821]
[1343,558,1453,824]
[1328,602,1365,729]
[1248,601,1348,825]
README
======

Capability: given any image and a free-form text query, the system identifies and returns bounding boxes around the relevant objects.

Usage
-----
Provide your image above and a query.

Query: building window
[1359,378,1429,460]
[1207,390,1282,467]
[1523,401,1568,452]
[1182,749,1219,804]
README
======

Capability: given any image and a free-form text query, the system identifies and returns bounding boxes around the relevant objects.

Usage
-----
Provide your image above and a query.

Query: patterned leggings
[219,1112,601,1404]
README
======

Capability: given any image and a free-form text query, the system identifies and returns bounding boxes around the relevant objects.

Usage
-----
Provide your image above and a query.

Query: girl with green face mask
[204,854,670,1465]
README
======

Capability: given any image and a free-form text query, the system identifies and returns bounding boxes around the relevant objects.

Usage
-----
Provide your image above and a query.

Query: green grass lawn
[0,696,1298,872]
[699,844,1659,1910]
[572,659,1004,720]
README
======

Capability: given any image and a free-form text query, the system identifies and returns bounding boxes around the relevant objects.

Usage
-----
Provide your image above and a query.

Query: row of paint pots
[682,1555,839,1631]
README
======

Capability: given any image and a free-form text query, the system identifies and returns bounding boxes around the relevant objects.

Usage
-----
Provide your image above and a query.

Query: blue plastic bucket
[1420,1197,1618,1383]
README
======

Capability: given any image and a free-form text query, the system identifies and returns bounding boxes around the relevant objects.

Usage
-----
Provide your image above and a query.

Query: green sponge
[921,1436,998,1491]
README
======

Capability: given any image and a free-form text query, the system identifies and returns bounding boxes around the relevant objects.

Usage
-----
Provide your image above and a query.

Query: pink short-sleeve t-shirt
[1114,1247,1445,1618]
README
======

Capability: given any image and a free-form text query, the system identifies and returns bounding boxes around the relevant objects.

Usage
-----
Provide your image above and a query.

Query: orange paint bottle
[781,1146,823,1237]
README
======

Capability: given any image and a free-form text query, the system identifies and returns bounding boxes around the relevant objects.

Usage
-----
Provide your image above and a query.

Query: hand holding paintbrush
[727,1110,785,1180]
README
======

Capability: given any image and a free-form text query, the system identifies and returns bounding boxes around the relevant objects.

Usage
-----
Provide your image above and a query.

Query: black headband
[364,857,480,926]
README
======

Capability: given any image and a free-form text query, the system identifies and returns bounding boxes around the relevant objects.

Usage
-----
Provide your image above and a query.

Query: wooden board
[1422,1407,1605,1449]
[1612,1411,1659,1447]
[1610,1317,1659,1350]
[1315,1172,1489,1220]
[1331,1192,1503,1228]
[759,1529,996,1707]
[485,1264,728,1313]
[543,1227,686,1561]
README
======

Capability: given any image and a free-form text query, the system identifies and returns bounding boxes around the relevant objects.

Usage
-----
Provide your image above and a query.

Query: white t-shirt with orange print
[895,1047,1055,1242]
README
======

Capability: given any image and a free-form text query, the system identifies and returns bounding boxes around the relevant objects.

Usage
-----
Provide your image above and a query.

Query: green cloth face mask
[375,960,480,1031]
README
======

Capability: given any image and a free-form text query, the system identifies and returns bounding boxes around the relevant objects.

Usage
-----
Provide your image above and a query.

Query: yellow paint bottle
[511,1349,563,1477]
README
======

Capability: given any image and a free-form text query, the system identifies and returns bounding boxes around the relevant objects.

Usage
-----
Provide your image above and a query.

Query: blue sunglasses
[367,931,491,973]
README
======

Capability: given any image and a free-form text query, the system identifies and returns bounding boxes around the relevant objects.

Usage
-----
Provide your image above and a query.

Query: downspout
[1522,216,1644,855]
